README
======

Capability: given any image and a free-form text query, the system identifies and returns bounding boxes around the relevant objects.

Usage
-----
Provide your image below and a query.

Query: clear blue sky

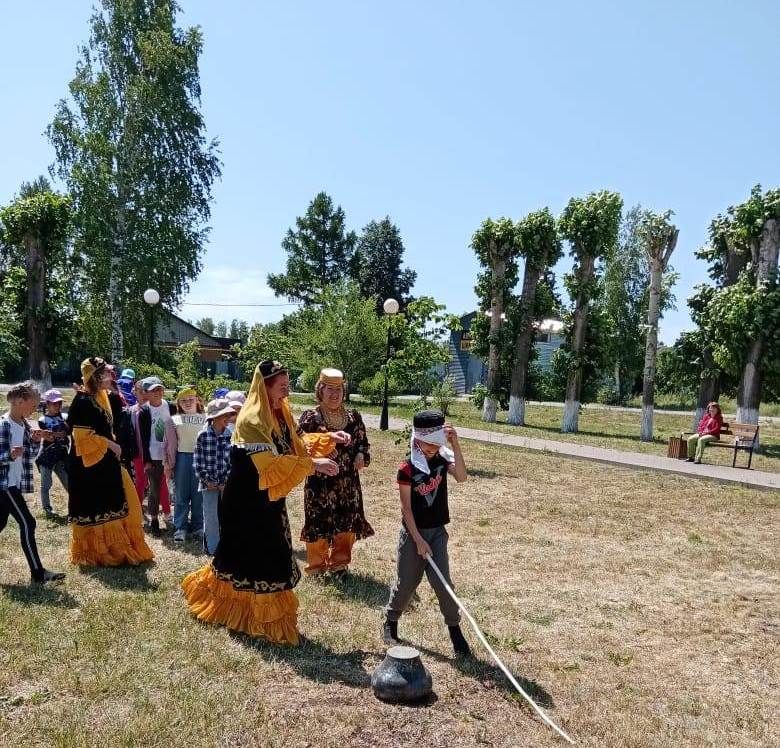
[2,1,778,344]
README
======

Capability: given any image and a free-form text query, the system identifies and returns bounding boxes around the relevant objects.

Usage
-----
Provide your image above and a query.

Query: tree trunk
[482,252,506,423]
[694,348,720,427]
[614,362,621,399]
[109,202,126,362]
[507,262,540,426]
[562,254,595,433]
[640,258,663,441]
[24,231,52,391]
[735,217,779,437]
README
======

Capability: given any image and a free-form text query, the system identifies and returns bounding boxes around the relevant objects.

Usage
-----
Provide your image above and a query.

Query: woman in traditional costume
[182,360,339,644]
[68,357,154,566]
[298,368,374,578]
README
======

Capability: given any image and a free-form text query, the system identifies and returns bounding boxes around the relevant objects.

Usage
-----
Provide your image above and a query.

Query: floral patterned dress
[298,407,374,543]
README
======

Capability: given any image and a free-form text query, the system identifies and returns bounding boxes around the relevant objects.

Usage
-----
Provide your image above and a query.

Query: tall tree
[0,180,71,389]
[214,320,228,337]
[49,0,221,361]
[471,218,521,422]
[352,217,417,313]
[228,318,250,344]
[558,190,623,433]
[507,209,562,425]
[639,210,679,441]
[268,192,357,305]
[195,316,215,335]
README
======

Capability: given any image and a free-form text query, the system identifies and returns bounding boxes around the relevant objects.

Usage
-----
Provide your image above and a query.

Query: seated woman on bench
[687,402,723,464]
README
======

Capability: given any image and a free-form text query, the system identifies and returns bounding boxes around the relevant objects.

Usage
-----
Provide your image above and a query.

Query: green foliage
[0,268,25,376]
[48,0,221,358]
[352,217,417,313]
[469,383,488,410]
[195,375,247,401]
[173,339,200,384]
[357,371,401,405]
[516,208,563,271]
[268,192,357,305]
[430,375,457,416]
[195,317,215,335]
[596,382,625,406]
[228,319,250,344]
[559,190,624,261]
[119,357,176,388]
[527,362,565,402]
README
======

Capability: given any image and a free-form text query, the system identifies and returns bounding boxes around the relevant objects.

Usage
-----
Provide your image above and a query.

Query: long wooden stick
[426,553,574,744]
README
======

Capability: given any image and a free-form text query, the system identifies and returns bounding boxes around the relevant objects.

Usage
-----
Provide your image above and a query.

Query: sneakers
[173,529,186,543]
[448,625,472,656]
[32,569,65,585]
[382,618,401,647]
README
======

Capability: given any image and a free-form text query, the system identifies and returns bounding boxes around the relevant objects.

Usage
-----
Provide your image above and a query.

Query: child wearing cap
[0,382,65,584]
[165,386,207,543]
[383,409,471,657]
[193,399,234,554]
[36,389,70,516]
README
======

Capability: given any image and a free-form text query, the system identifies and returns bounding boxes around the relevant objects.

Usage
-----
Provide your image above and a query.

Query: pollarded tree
[49,0,221,361]
[507,209,562,425]
[268,192,357,305]
[471,218,521,422]
[558,190,623,432]
[638,210,679,441]
[0,182,71,389]
[352,217,417,314]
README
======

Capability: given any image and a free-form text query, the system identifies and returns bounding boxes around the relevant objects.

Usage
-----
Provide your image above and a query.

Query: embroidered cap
[318,368,344,386]
[258,359,287,380]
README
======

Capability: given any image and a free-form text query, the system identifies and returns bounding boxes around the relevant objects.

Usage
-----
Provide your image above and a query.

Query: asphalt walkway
[358,413,780,492]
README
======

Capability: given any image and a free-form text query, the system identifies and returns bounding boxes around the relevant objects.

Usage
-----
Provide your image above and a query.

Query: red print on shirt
[415,472,443,497]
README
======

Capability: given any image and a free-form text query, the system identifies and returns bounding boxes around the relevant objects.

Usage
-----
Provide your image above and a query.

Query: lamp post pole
[143,288,160,364]
[380,297,400,431]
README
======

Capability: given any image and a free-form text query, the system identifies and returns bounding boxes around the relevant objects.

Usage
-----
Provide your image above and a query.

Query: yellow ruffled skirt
[182,565,299,645]
[70,467,154,566]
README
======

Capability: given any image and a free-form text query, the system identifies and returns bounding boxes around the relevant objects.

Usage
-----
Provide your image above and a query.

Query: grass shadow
[416,643,554,710]
[40,512,70,526]
[81,563,158,591]
[233,633,373,689]
[327,571,392,607]
[0,582,78,608]
[468,468,501,479]
[159,534,207,558]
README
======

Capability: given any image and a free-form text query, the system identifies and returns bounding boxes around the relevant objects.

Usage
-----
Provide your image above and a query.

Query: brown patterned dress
[298,407,374,543]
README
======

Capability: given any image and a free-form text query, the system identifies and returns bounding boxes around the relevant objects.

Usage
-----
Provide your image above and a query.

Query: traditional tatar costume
[182,360,335,644]
[298,368,374,576]
[68,357,154,566]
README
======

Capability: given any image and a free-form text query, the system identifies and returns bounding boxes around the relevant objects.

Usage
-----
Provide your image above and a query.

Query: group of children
[2,371,473,657]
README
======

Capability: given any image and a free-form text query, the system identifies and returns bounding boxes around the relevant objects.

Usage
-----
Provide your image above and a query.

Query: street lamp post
[143,288,160,364]
[380,297,400,431]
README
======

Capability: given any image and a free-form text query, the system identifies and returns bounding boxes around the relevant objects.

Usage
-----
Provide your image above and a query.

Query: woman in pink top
[687,402,723,464]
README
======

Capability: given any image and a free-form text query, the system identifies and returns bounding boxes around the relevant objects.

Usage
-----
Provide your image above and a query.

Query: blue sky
[1,1,778,344]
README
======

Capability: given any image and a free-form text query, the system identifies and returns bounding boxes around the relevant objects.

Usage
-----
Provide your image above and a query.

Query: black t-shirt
[397,453,451,529]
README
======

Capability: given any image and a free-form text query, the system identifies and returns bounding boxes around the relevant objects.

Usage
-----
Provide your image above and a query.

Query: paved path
[357,413,780,492]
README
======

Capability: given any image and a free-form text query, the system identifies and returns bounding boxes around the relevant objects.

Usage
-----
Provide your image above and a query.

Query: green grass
[291,395,780,473]
[1,431,777,746]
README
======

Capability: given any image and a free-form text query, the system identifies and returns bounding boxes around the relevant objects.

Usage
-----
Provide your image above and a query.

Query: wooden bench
[709,422,760,469]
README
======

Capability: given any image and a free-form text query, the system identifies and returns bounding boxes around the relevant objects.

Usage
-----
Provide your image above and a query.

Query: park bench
[709,422,760,469]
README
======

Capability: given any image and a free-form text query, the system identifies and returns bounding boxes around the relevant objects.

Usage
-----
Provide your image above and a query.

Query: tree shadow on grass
[81,563,158,592]
[0,582,78,608]
[416,643,554,710]
[233,633,373,689]
[525,422,663,446]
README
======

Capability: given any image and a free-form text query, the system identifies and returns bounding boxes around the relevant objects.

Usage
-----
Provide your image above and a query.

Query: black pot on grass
[371,645,433,703]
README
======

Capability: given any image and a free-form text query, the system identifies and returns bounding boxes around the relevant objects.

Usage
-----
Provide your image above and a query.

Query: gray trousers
[385,525,460,626]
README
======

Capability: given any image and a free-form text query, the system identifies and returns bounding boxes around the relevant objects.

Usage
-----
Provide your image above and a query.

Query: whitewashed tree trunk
[562,254,594,433]
[507,395,525,425]
[482,249,506,423]
[24,231,52,392]
[735,217,779,446]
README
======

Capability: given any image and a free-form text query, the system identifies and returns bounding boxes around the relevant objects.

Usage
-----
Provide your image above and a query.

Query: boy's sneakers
[32,569,66,585]
[382,618,401,646]
[448,625,471,657]
[173,529,186,543]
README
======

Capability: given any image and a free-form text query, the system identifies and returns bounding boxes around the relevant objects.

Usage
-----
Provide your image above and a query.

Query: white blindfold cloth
[410,424,455,482]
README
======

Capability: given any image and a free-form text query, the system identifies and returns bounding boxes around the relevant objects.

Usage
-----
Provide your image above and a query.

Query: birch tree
[638,210,678,441]
[49,0,220,361]
[558,191,622,432]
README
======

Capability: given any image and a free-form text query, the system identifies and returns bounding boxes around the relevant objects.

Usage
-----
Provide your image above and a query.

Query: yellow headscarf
[233,363,307,458]
[80,357,112,420]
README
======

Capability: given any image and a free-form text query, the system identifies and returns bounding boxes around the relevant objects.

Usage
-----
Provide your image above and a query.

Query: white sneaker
[173,529,186,543]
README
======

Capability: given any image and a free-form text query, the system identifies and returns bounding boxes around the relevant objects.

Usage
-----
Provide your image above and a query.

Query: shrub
[195,375,248,402]
[596,382,624,406]
[358,370,400,405]
[431,375,457,416]
[469,383,488,410]
[119,357,175,388]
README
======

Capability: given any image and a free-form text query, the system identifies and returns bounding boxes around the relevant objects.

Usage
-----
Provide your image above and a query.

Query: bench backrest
[730,423,759,444]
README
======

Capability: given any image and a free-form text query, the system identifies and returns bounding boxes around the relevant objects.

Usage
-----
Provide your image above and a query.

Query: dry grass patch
[0,432,777,747]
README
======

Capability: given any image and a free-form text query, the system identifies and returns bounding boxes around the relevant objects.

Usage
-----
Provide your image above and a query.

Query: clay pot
[371,645,433,703]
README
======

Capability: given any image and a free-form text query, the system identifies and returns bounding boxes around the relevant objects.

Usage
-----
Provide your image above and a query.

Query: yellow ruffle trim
[181,565,299,644]
[302,432,337,458]
[70,467,154,566]
[72,427,108,468]
[250,452,314,501]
